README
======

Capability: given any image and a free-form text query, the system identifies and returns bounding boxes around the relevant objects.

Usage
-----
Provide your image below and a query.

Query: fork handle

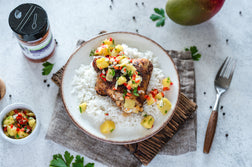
[203,110,218,153]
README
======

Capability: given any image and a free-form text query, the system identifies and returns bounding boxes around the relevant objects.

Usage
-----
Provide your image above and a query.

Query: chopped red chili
[163,87,170,91]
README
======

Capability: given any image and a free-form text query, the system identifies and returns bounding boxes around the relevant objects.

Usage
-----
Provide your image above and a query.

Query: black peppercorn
[223,112,225,116]
[208,44,211,47]
[220,106,223,110]
[225,133,228,137]
[47,84,50,87]
[204,92,206,95]
[210,106,212,109]
[44,79,47,83]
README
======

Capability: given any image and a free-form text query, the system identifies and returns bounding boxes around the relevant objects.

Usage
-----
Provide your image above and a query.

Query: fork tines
[219,57,236,79]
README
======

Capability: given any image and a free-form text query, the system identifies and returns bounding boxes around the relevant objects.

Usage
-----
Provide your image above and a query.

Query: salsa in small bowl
[0,103,40,144]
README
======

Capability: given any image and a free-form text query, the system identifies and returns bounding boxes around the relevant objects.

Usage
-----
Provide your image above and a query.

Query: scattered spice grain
[223,112,225,116]
[136,29,139,33]
[44,79,47,83]
[135,2,138,6]
[142,2,144,6]
[225,133,228,137]
[203,92,206,95]
[239,11,242,16]
[226,39,229,44]
[9,94,12,98]
[208,44,211,48]
[209,106,212,109]
[109,5,112,10]
[132,16,136,21]
[220,106,223,110]
[55,39,58,45]
[47,84,50,87]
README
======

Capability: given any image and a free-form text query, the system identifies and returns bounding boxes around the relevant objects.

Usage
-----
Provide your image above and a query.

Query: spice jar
[8,3,56,63]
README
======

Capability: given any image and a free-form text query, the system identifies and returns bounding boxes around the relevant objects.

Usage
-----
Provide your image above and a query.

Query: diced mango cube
[103,39,113,46]
[141,115,154,129]
[162,77,171,89]
[28,118,36,128]
[100,120,115,134]
[3,116,15,126]
[155,92,164,100]
[117,76,127,85]
[115,45,123,52]
[79,102,87,113]
[7,125,17,137]
[157,98,172,115]
[18,131,29,138]
[125,64,136,74]
[96,57,109,69]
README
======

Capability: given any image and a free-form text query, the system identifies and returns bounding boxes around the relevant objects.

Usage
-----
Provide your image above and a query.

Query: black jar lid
[9,3,49,42]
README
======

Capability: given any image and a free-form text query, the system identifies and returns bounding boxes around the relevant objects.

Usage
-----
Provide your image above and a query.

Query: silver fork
[203,57,236,154]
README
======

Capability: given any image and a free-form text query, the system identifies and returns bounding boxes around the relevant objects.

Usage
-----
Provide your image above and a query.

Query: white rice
[71,44,165,127]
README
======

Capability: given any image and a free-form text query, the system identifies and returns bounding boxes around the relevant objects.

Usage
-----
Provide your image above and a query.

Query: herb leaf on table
[150,8,166,27]
[42,61,54,75]
[50,151,95,167]
[185,46,201,61]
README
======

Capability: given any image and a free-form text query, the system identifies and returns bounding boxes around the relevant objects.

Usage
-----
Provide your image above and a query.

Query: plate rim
[61,31,180,144]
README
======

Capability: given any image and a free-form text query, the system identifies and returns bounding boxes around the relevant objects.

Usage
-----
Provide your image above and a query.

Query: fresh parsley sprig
[89,49,95,57]
[42,61,54,75]
[50,151,94,167]
[150,8,166,27]
[185,46,201,61]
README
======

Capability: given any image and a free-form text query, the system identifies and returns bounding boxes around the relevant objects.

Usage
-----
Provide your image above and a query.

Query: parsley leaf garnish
[64,151,74,166]
[89,49,95,57]
[133,88,139,96]
[50,151,94,167]
[72,155,83,167]
[111,69,115,77]
[127,70,133,77]
[42,61,54,75]
[150,8,166,27]
[123,89,127,99]
[185,46,201,61]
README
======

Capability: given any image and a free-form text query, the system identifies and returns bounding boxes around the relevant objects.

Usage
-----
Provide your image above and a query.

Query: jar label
[18,30,55,60]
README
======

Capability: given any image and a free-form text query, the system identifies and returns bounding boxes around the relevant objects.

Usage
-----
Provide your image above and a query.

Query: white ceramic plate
[61,32,180,144]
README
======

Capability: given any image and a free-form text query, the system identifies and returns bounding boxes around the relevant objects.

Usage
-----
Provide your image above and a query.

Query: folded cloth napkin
[46,49,197,167]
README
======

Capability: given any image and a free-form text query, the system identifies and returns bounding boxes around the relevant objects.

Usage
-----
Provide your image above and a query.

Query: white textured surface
[0,0,251,167]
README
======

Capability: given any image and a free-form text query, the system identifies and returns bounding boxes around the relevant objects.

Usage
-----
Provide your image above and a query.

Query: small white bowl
[0,103,40,144]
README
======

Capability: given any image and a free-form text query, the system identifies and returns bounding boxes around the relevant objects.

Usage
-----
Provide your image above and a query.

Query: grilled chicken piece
[93,57,153,113]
